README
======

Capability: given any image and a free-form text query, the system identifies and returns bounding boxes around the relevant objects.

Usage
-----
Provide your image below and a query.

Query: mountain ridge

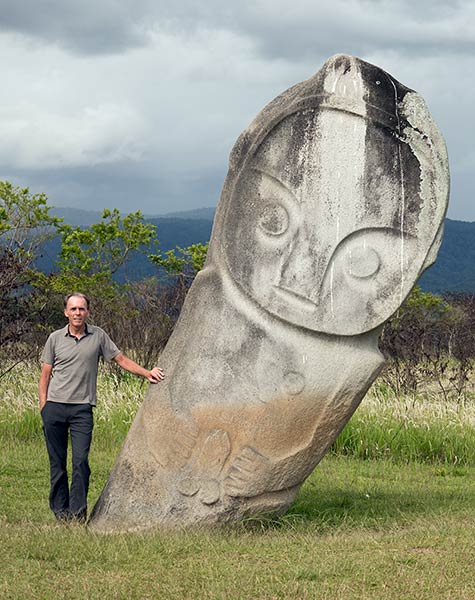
[43,207,475,294]
[50,206,216,226]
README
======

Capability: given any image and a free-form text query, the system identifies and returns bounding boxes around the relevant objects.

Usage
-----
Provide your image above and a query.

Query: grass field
[2,364,475,599]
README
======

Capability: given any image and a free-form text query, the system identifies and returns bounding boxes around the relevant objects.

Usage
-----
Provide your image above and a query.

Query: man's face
[64,296,90,330]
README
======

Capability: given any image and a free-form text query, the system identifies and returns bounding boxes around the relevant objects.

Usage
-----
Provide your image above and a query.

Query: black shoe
[54,510,72,523]
[68,510,87,524]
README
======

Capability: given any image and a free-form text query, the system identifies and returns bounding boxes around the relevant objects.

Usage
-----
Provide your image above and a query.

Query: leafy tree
[0,181,61,292]
[148,242,209,322]
[0,181,61,372]
[59,209,155,271]
[380,287,449,354]
[51,208,156,293]
[149,242,208,280]
[33,208,158,335]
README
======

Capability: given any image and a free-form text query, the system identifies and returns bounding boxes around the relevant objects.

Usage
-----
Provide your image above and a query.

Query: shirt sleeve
[40,334,55,365]
[101,331,121,362]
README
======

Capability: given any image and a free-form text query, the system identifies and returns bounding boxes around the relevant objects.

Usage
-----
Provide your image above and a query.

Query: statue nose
[277,233,326,306]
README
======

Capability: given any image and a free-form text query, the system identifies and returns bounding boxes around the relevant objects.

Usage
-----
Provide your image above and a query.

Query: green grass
[333,410,475,465]
[0,365,144,447]
[3,363,475,598]
[2,440,475,599]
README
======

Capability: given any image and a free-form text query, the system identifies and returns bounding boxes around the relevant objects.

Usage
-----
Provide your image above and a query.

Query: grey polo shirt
[41,324,120,406]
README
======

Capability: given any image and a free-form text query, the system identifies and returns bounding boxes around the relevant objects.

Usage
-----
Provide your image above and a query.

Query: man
[39,292,164,523]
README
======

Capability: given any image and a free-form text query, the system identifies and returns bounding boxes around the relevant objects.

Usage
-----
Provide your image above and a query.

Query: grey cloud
[233,1,474,61]
[0,0,473,222]
[1,0,473,58]
[150,0,475,60]
[0,0,157,54]
[2,160,226,216]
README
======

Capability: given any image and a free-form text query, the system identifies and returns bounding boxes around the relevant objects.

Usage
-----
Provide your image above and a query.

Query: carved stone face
[223,104,443,335]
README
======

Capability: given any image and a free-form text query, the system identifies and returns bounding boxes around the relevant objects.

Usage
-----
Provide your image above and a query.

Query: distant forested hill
[419,218,475,294]
[50,206,216,225]
[35,212,214,282]
[38,210,475,294]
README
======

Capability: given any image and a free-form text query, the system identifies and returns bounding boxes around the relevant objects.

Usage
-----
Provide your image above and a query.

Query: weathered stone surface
[89,54,449,531]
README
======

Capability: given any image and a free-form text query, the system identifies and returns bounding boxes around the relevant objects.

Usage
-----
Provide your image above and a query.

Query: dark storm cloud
[245,4,475,61]
[145,0,475,60]
[0,0,157,54]
[0,0,473,219]
[1,0,472,59]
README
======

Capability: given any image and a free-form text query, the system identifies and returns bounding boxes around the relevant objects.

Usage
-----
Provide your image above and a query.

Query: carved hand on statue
[165,420,200,468]
[223,446,271,498]
[178,428,232,505]
[142,397,199,469]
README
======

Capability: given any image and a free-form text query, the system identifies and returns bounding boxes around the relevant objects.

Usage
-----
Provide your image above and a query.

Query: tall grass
[333,382,475,465]
[2,361,475,464]
[0,362,145,447]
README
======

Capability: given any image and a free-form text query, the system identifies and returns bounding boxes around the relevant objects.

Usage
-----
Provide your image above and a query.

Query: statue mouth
[273,285,317,312]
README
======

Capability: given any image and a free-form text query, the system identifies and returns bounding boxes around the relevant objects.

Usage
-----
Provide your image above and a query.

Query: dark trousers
[41,402,94,522]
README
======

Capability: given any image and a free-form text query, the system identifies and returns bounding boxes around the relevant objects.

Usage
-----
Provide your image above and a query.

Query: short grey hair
[64,292,90,309]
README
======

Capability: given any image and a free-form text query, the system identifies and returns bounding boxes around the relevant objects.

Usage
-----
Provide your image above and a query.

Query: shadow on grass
[240,460,475,532]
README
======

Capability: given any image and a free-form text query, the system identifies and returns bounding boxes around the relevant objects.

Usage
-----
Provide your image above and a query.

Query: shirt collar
[64,323,91,339]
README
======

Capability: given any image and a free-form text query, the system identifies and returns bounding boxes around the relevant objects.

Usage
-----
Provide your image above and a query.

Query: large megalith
[89,54,449,531]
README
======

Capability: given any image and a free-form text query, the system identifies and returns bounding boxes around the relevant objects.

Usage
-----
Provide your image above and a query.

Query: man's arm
[113,352,164,384]
[39,363,53,411]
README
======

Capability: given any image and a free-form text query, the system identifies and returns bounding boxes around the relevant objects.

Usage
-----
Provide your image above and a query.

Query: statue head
[212,54,449,335]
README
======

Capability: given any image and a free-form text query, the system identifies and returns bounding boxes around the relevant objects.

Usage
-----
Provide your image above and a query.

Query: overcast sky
[0,0,473,220]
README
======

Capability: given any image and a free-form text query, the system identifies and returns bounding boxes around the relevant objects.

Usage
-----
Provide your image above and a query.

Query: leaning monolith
[89,54,449,531]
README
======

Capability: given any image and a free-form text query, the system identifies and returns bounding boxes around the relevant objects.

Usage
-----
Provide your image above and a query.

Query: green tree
[148,242,209,317]
[149,241,208,280]
[0,180,61,291]
[34,208,158,332]
[0,181,61,372]
[35,208,154,294]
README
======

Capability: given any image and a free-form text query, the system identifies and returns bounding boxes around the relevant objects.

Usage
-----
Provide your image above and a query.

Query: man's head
[64,292,90,310]
[64,292,90,331]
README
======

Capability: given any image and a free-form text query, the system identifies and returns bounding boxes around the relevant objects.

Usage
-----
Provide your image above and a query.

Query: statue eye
[258,203,289,236]
[345,245,381,279]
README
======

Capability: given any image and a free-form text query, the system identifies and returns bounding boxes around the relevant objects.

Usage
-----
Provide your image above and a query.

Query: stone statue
[89,54,449,531]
